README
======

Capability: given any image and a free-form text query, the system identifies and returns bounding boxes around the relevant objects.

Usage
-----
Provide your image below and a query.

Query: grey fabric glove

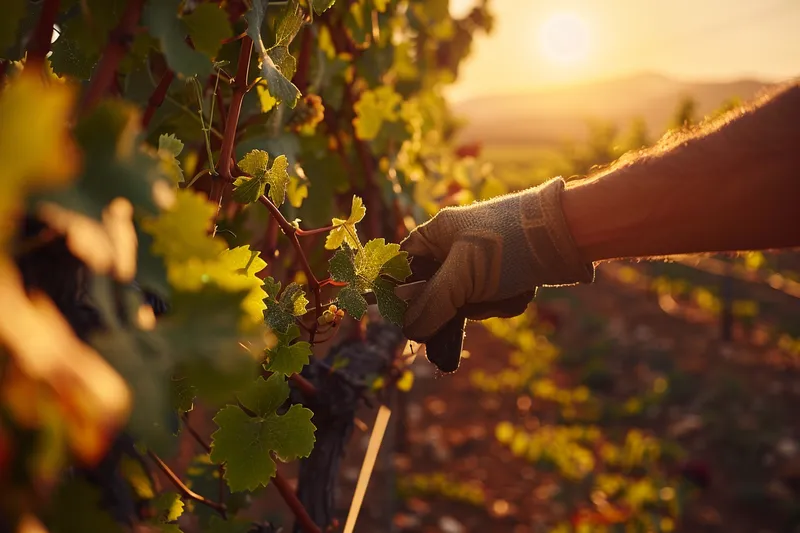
[401,177,594,341]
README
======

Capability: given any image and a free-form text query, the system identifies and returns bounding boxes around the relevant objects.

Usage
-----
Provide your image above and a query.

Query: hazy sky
[446,0,800,101]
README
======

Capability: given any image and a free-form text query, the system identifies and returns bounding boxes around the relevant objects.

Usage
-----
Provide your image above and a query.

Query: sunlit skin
[537,12,591,66]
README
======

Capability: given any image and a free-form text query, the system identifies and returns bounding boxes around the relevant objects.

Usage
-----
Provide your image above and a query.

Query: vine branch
[26,0,60,70]
[273,470,322,533]
[142,69,175,129]
[148,450,227,519]
[81,0,145,111]
[212,36,254,232]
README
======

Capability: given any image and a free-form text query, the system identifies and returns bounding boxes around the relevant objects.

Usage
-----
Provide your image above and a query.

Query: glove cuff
[519,177,595,286]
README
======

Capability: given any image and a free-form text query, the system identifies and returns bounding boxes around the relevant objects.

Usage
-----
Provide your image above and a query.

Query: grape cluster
[287,94,325,131]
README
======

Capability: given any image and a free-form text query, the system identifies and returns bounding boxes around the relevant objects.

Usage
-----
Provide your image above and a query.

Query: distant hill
[452,73,771,145]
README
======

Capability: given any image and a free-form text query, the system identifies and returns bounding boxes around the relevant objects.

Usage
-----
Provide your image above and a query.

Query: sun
[538,12,591,66]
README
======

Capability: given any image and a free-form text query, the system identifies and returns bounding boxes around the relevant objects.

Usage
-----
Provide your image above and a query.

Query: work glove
[401,177,594,341]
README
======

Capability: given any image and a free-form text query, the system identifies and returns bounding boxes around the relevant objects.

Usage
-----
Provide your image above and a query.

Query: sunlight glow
[537,12,591,66]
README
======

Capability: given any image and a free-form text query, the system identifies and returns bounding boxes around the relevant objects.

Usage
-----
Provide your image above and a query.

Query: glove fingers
[400,213,455,262]
[461,290,536,321]
[403,252,468,342]
[399,228,438,259]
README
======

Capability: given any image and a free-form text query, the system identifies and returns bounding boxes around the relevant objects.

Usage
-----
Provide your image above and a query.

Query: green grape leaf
[234,149,269,203]
[144,0,213,78]
[167,245,268,330]
[264,278,308,333]
[37,100,172,221]
[50,34,97,80]
[267,45,296,80]
[265,325,312,376]
[373,277,406,325]
[312,0,337,15]
[325,195,366,250]
[353,86,401,140]
[170,375,196,413]
[0,0,25,53]
[183,3,232,59]
[274,0,304,46]
[210,374,316,492]
[266,154,290,205]
[235,150,289,205]
[158,133,185,183]
[337,286,368,320]
[329,240,410,322]
[141,189,226,264]
[381,252,412,282]
[287,176,308,208]
[355,238,404,285]
[245,0,301,108]
[151,492,184,522]
[281,282,310,316]
[238,149,270,176]
[328,248,356,283]
[232,174,266,204]
[264,0,303,79]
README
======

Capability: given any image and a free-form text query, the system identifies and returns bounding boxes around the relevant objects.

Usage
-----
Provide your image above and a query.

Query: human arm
[563,80,800,262]
[401,81,800,342]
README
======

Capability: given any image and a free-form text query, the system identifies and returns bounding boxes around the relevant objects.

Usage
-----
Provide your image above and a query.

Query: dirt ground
[333,261,800,533]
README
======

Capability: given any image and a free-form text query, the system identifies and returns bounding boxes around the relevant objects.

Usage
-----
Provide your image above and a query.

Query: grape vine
[0,0,492,532]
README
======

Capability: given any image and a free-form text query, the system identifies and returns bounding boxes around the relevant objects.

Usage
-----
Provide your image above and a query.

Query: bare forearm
[562,81,800,263]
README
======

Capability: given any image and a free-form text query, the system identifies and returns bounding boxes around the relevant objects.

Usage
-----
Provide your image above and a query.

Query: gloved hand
[401,177,594,341]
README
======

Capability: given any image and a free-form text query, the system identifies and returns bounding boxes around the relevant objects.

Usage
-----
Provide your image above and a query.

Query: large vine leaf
[325,195,366,250]
[210,374,316,492]
[265,325,312,376]
[245,0,302,108]
[144,0,213,79]
[141,189,225,265]
[183,3,233,60]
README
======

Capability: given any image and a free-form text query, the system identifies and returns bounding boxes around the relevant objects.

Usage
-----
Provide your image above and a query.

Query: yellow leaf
[0,71,79,245]
[141,188,226,264]
[37,198,138,282]
[168,245,268,330]
[325,195,365,250]
[352,86,401,140]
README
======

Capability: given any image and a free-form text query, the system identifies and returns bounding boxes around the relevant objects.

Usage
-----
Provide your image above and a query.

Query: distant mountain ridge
[453,73,772,145]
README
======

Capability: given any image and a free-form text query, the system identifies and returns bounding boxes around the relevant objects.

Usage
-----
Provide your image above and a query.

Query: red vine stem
[273,470,322,533]
[142,69,175,128]
[289,373,318,398]
[81,0,145,111]
[211,36,254,229]
[295,225,334,237]
[26,0,60,70]
[148,450,227,519]
[257,195,322,316]
[181,413,211,453]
